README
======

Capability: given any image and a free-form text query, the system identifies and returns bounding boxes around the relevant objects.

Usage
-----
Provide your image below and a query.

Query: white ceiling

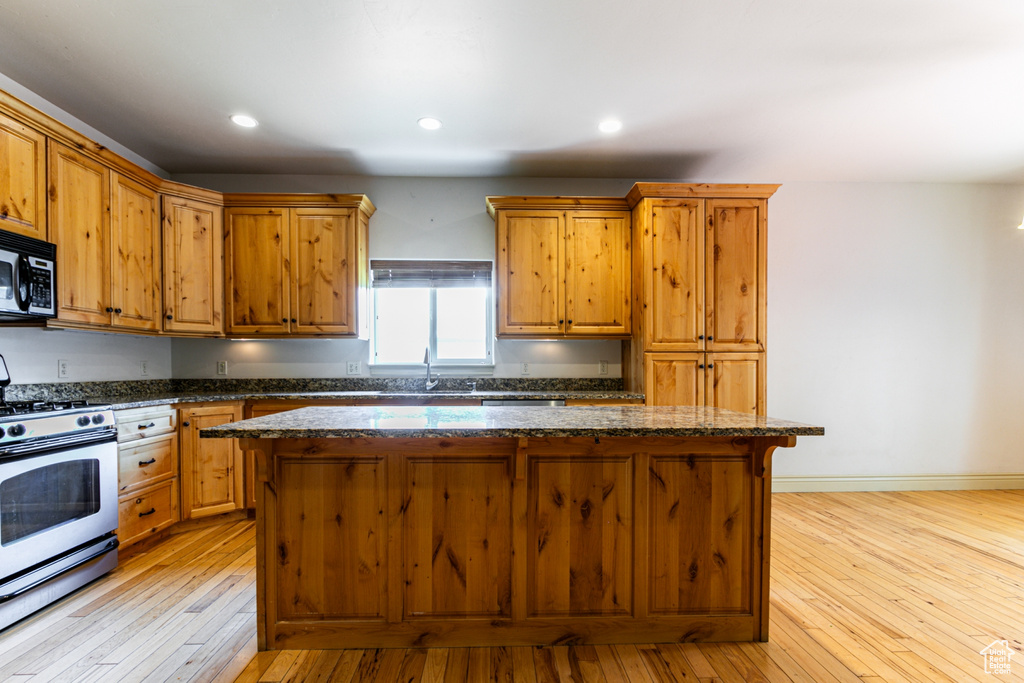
[1,0,1023,183]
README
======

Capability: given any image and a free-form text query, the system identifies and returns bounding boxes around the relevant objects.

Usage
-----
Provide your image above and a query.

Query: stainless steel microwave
[0,228,56,320]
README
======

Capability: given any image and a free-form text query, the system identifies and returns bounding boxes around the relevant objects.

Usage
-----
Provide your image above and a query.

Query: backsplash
[5,377,626,402]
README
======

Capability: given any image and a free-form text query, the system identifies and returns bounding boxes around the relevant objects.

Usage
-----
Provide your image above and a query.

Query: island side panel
[253,435,788,649]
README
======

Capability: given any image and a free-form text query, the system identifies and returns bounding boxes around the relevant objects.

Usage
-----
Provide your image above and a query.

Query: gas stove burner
[0,399,96,417]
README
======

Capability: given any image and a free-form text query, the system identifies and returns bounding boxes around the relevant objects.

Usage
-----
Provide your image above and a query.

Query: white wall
[0,327,172,383]
[768,182,1024,481]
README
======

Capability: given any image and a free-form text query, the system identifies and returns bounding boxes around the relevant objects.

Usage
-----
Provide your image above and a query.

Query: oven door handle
[0,428,116,459]
[0,537,119,604]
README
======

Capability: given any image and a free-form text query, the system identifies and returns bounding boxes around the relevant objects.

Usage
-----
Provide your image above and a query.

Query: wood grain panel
[649,455,752,615]
[708,352,764,416]
[647,199,704,351]
[496,211,563,335]
[528,456,633,616]
[110,172,160,331]
[565,211,631,337]
[179,403,244,519]
[276,456,387,620]
[644,353,704,407]
[225,208,289,334]
[0,111,45,239]
[291,207,356,334]
[706,199,765,352]
[403,457,512,618]
[49,141,110,325]
[117,432,176,494]
[162,195,223,335]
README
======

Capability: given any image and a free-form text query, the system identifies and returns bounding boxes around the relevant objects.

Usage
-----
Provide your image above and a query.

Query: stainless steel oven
[0,380,118,630]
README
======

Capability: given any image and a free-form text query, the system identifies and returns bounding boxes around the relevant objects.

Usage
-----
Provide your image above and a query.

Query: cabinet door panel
[706,200,765,352]
[527,456,633,616]
[50,143,110,325]
[708,353,764,416]
[496,211,563,335]
[225,208,289,334]
[110,173,160,331]
[162,196,223,334]
[648,455,752,615]
[404,457,512,618]
[645,353,704,407]
[291,208,357,334]
[180,404,243,519]
[276,456,387,620]
[565,211,630,336]
[0,112,46,239]
[647,200,704,351]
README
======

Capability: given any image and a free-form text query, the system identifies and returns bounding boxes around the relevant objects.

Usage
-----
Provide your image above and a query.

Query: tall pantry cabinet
[625,184,778,415]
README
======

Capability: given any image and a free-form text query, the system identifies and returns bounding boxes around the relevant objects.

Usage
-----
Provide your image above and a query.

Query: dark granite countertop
[200,405,824,439]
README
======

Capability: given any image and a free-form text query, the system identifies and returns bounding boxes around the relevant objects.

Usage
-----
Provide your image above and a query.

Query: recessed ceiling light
[230,114,259,128]
[418,117,443,130]
[598,119,623,134]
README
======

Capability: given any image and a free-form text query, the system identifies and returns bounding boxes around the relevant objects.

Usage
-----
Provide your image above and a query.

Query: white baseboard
[772,473,1024,493]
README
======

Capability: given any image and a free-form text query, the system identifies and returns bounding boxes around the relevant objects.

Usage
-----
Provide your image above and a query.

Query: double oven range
[0,396,119,630]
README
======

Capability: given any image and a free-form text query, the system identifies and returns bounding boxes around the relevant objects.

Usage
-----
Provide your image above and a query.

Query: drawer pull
[138,422,156,429]
[139,508,157,517]
[139,458,157,466]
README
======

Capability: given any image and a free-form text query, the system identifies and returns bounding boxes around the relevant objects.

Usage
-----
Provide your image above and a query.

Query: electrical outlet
[58,359,69,379]
[520,362,530,375]
[598,360,609,375]
[139,360,149,377]
[346,361,361,375]
[216,360,228,376]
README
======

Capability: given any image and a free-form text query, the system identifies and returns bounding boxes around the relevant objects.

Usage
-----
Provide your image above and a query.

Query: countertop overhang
[200,404,824,440]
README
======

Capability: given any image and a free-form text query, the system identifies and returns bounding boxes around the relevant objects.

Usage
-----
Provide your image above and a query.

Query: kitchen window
[371,260,493,367]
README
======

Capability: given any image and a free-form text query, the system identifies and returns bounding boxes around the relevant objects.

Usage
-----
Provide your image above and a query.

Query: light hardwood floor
[0,490,1021,682]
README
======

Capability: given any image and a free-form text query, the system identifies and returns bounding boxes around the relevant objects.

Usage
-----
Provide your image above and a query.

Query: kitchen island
[202,405,822,650]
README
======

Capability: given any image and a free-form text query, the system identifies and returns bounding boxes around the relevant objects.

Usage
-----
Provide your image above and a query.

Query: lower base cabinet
[114,405,179,548]
[179,402,245,519]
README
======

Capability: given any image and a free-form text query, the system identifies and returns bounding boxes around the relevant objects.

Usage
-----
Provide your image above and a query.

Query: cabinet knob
[183,421,190,427]
[707,336,713,341]
[567,320,572,324]
[699,364,705,369]
[291,318,296,323]
[698,335,704,340]
[282,318,288,323]
[707,363,714,369]
[559,319,564,324]
[166,314,173,320]
[105,307,114,313]
[115,308,122,314]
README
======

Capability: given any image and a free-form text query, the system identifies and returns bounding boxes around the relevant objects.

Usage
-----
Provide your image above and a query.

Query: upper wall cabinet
[630,189,771,354]
[162,194,224,336]
[48,142,161,332]
[223,195,374,338]
[489,197,631,338]
[0,111,46,240]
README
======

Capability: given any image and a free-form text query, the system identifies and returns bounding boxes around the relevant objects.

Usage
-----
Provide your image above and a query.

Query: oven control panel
[0,407,116,448]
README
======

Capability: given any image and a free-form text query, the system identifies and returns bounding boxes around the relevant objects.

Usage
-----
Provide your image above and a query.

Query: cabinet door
[565,211,631,337]
[162,196,224,335]
[179,404,244,519]
[110,173,160,331]
[644,353,705,407]
[225,207,289,334]
[706,199,765,352]
[496,210,564,336]
[49,142,111,326]
[645,199,704,351]
[0,112,46,239]
[707,352,764,416]
[290,207,359,335]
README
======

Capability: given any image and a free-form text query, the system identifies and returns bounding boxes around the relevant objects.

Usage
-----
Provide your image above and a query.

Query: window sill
[369,363,495,378]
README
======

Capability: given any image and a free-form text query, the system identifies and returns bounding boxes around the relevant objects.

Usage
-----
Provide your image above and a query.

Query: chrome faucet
[423,347,439,390]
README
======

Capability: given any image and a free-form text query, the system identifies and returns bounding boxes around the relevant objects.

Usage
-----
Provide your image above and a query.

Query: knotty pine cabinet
[625,184,778,414]
[115,405,179,548]
[162,194,224,336]
[48,142,161,332]
[489,197,631,338]
[179,402,245,519]
[223,196,373,337]
[0,110,46,239]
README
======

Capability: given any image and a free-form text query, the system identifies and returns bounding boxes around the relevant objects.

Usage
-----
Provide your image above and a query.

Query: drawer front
[115,406,177,442]
[118,480,177,547]
[118,433,176,493]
